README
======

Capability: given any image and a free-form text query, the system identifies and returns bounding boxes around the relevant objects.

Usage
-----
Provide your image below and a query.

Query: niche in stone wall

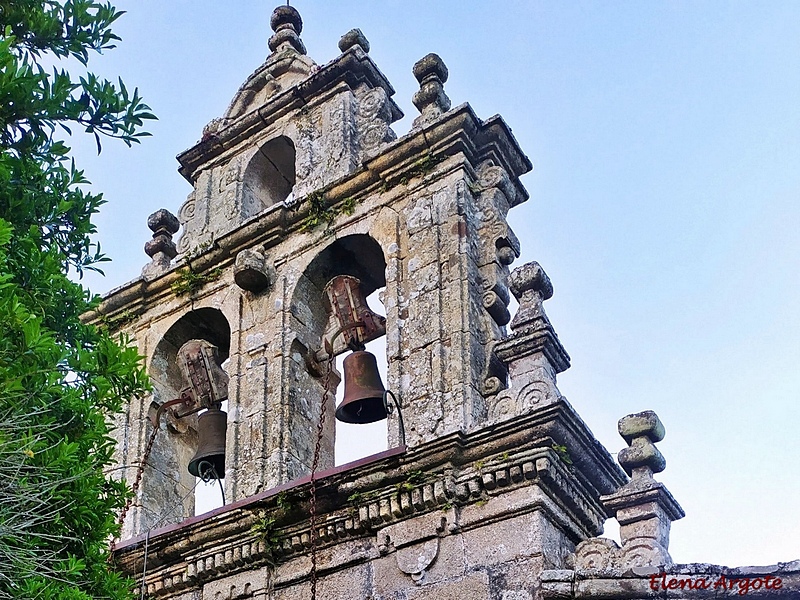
[241,135,296,217]
[290,234,389,469]
[145,308,231,528]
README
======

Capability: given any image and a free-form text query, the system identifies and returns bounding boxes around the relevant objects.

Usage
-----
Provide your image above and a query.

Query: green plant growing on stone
[183,239,214,263]
[275,491,290,512]
[250,512,282,566]
[394,469,430,495]
[403,153,442,185]
[171,267,223,297]
[402,154,442,186]
[347,489,379,506]
[467,180,484,195]
[382,153,443,192]
[272,489,306,519]
[299,191,357,233]
[100,309,138,332]
[551,443,573,467]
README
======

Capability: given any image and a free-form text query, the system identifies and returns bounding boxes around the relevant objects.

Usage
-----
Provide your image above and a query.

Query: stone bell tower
[93,5,749,599]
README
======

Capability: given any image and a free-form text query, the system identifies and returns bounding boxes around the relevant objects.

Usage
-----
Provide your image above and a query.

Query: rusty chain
[116,394,193,535]
[309,341,334,600]
[116,422,159,532]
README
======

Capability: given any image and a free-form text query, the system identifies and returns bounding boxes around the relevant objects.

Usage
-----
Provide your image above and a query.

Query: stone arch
[139,308,232,531]
[241,135,296,217]
[296,234,387,341]
[286,234,388,470]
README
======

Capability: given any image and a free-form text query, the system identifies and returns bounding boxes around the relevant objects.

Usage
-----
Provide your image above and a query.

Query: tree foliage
[0,2,153,598]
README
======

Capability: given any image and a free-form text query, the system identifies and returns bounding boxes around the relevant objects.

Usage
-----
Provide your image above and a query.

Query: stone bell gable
[172,7,402,258]
[93,5,800,600]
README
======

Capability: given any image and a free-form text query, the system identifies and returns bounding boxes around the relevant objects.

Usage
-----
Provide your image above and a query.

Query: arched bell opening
[333,289,389,466]
[241,135,296,217]
[289,234,391,472]
[143,308,232,530]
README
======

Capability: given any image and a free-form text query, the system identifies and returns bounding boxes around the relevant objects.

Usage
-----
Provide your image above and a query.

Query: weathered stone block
[406,571,490,600]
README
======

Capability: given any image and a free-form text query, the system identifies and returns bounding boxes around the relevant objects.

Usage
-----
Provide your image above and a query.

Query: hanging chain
[116,394,193,534]
[117,423,159,531]
[309,342,334,600]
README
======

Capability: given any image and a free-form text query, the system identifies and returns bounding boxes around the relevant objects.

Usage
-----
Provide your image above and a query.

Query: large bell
[188,407,227,479]
[336,350,389,424]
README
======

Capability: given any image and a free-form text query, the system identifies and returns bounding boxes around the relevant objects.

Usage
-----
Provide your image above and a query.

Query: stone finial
[338,28,370,54]
[412,53,451,128]
[143,209,179,279]
[510,261,553,302]
[592,410,684,570]
[507,261,556,335]
[268,5,306,55]
[490,261,569,420]
[617,411,666,477]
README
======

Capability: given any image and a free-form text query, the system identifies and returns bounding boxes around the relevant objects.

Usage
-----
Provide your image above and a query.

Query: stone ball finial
[617,410,667,477]
[338,28,370,54]
[270,5,302,34]
[144,209,179,261]
[618,410,665,444]
[146,208,180,236]
[268,5,306,54]
[412,53,451,128]
[412,53,449,85]
[509,261,553,302]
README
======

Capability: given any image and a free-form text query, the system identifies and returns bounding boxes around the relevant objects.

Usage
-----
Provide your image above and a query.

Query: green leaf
[0,2,152,598]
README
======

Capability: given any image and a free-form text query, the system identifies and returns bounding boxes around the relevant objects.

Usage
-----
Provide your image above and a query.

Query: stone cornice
[601,479,685,524]
[495,323,571,374]
[113,401,625,598]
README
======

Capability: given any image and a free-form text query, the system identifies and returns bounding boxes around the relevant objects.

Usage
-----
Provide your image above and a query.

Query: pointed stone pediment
[223,50,316,122]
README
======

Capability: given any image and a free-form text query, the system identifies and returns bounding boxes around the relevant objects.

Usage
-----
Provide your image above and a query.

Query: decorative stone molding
[113,404,625,598]
[600,411,684,560]
[354,84,397,160]
[234,248,273,293]
[564,410,685,580]
[496,262,568,373]
[378,512,449,583]
[488,262,570,422]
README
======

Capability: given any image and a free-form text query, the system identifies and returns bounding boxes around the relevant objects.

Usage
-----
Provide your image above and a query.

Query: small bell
[188,407,227,479]
[336,350,388,424]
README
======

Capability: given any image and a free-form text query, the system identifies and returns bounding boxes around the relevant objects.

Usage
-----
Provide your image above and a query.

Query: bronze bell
[336,350,389,424]
[188,407,227,479]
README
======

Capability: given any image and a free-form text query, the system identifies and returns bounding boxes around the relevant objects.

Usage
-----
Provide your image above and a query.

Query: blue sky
[72,2,800,567]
